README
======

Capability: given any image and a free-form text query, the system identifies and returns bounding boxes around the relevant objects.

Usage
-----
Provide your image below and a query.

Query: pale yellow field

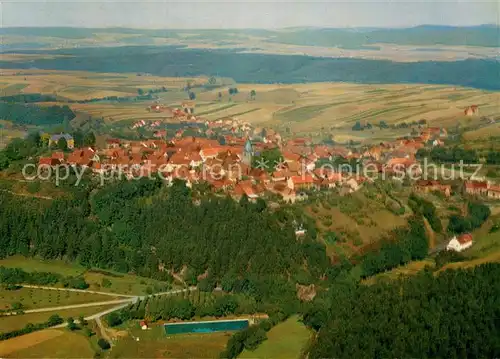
[463,122,500,140]
[0,329,63,357]
[0,329,94,358]
[0,69,207,100]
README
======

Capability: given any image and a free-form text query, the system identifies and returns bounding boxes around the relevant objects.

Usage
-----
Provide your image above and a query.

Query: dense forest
[416,147,480,164]
[360,216,429,277]
[305,263,500,358]
[0,47,498,90]
[0,178,329,304]
[0,102,75,126]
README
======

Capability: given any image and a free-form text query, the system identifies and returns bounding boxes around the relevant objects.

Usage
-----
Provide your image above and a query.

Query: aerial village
[38,101,500,204]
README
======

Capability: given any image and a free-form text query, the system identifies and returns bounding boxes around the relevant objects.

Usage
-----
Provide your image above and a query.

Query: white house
[446,233,473,252]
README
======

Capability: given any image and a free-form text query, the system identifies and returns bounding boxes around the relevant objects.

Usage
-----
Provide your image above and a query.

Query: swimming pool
[164,319,249,335]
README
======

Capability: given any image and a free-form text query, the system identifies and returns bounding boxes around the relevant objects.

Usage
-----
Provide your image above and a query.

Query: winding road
[3,285,195,347]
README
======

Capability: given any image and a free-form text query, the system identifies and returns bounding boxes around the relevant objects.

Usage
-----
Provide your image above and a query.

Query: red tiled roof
[465,181,488,189]
[290,174,314,185]
[51,151,64,160]
[457,233,473,244]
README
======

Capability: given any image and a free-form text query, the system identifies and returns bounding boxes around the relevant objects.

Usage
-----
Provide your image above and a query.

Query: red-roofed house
[51,152,65,162]
[464,105,479,116]
[447,233,473,252]
[465,181,489,196]
[487,185,500,200]
[200,147,222,161]
[287,174,316,190]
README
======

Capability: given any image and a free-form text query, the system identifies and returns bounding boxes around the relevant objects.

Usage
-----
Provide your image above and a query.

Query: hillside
[1,46,499,90]
[1,25,498,62]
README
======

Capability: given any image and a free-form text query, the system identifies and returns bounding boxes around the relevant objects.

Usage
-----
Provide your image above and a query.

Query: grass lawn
[0,256,173,295]
[0,286,118,310]
[361,259,435,285]
[110,322,231,359]
[239,316,311,359]
[83,269,172,295]
[0,255,85,276]
[0,304,121,332]
[0,329,94,358]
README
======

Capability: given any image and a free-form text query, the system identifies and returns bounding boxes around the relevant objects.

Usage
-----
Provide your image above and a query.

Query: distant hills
[1,46,499,90]
[1,25,499,47]
[269,25,500,48]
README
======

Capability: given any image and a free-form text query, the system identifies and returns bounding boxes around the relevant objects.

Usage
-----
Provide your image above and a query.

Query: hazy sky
[2,0,499,28]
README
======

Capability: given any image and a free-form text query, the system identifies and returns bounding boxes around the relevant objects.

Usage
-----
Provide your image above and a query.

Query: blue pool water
[165,319,249,335]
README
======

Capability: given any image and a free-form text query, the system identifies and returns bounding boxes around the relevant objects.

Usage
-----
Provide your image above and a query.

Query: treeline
[0,267,89,289]
[0,130,95,171]
[409,193,442,232]
[361,216,428,277]
[110,291,262,326]
[352,119,428,131]
[0,178,329,305]
[447,201,491,234]
[0,94,58,103]
[0,314,63,339]
[417,147,479,163]
[487,151,500,165]
[221,311,290,358]
[0,90,167,105]
[305,263,500,358]
[0,102,75,126]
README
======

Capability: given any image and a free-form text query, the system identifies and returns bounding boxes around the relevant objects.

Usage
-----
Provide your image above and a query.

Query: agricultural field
[110,321,231,359]
[0,329,94,358]
[2,69,498,144]
[0,69,207,101]
[0,256,173,295]
[0,304,119,332]
[239,316,311,359]
[0,286,118,311]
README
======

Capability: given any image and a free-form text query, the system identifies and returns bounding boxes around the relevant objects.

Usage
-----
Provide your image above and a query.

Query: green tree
[83,132,96,146]
[57,137,68,151]
[67,317,77,331]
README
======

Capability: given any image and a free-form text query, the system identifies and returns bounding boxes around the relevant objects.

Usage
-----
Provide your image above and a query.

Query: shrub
[105,312,123,327]
[97,339,111,350]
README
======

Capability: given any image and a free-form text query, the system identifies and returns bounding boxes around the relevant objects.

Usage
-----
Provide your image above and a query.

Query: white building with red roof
[447,233,473,252]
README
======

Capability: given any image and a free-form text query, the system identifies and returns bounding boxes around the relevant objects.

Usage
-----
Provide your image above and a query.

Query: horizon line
[1,24,498,31]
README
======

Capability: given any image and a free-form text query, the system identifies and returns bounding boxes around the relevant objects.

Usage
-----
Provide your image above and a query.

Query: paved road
[20,284,136,298]
[6,284,193,345]
[48,287,193,346]
[3,299,134,316]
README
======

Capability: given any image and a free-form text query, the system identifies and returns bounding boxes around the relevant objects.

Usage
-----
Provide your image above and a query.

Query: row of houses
[465,181,500,200]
